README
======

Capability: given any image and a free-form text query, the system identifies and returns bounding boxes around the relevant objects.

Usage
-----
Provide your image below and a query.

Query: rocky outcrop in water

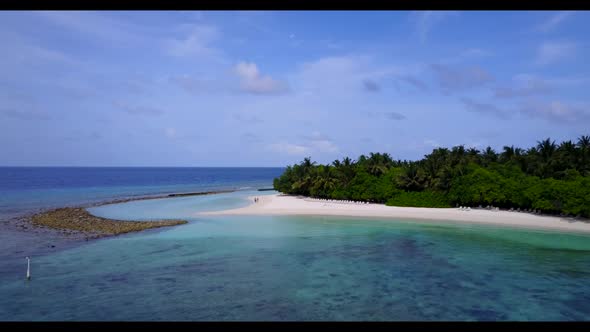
[30,207,187,238]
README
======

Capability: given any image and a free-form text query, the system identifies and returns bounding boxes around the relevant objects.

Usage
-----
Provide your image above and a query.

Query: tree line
[273,136,590,218]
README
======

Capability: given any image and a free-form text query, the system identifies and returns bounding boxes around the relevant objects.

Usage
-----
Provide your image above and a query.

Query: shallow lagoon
[1,191,590,321]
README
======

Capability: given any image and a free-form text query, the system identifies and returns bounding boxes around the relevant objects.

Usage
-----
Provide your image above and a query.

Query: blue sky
[1,11,589,166]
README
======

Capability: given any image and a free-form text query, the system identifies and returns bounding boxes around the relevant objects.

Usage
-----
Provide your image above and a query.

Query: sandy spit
[201,194,590,234]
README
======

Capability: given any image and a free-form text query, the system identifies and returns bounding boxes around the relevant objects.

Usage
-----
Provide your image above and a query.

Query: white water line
[26,256,31,281]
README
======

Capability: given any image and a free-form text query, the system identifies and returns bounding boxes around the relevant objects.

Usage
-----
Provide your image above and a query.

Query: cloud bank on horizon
[0,11,589,166]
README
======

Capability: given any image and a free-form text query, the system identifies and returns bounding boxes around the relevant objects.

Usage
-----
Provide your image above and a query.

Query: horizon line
[0,165,287,168]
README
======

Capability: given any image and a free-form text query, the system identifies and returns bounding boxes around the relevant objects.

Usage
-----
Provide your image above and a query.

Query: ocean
[0,167,284,220]
[1,167,589,321]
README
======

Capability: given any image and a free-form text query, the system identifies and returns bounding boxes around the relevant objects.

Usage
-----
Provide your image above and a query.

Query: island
[205,136,590,234]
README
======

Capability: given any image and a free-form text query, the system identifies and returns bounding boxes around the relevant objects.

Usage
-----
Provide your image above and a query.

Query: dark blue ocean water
[1,167,590,321]
[0,167,284,219]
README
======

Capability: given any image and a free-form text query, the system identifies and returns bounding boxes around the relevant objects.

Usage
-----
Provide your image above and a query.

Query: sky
[1,11,589,167]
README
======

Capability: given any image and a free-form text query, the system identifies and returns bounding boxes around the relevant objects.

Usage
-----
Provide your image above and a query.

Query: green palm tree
[450,145,466,161]
[301,157,316,171]
[466,147,481,164]
[577,135,590,150]
[366,152,391,176]
[537,138,557,163]
[535,138,557,178]
[398,163,424,191]
[500,145,515,163]
[577,135,590,174]
[467,147,479,156]
[482,146,497,166]
[311,165,338,197]
[422,148,449,189]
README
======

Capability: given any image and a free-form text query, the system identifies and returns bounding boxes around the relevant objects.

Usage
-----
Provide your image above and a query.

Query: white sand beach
[201,194,590,234]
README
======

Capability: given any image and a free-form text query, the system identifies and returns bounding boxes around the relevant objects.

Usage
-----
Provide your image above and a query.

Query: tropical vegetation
[273,136,590,218]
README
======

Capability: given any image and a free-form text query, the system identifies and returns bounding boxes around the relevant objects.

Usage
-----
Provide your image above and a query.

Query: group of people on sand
[457,205,540,214]
[309,198,370,205]
[459,205,498,211]
[254,197,259,203]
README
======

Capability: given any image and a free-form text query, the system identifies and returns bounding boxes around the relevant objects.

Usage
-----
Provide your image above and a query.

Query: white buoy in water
[26,256,31,280]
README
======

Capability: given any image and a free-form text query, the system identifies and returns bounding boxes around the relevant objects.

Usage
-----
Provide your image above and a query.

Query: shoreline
[201,194,590,235]
[4,189,237,240]
[88,189,236,207]
[0,189,237,262]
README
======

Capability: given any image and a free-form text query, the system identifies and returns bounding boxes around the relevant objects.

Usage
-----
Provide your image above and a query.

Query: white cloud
[367,111,407,120]
[0,31,85,69]
[438,48,494,65]
[34,11,145,46]
[298,56,365,78]
[301,131,329,141]
[0,108,51,121]
[548,76,590,87]
[493,74,552,98]
[165,127,177,138]
[466,141,486,149]
[234,62,287,94]
[309,139,339,153]
[167,25,219,57]
[0,94,51,121]
[268,131,340,156]
[424,139,441,148]
[398,76,428,92]
[169,74,230,95]
[269,142,309,155]
[431,64,494,94]
[170,62,286,96]
[232,110,264,124]
[301,131,340,153]
[293,55,403,96]
[535,41,576,65]
[520,101,590,123]
[460,98,510,119]
[192,11,205,21]
[536,11,574,32]
[241,133,260,142]
[413,11,459,43]
[113,101,164,116]
[36,12,223,62]
[301,56,362,74]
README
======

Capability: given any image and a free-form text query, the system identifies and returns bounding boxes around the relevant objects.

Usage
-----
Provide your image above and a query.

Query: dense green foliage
[273,136,590,218]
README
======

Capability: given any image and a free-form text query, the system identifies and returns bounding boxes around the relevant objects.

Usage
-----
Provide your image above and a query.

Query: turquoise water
[86,190,267,220]
[1,191,590,321]
[0,167,284,220]
[0,167,282,276]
